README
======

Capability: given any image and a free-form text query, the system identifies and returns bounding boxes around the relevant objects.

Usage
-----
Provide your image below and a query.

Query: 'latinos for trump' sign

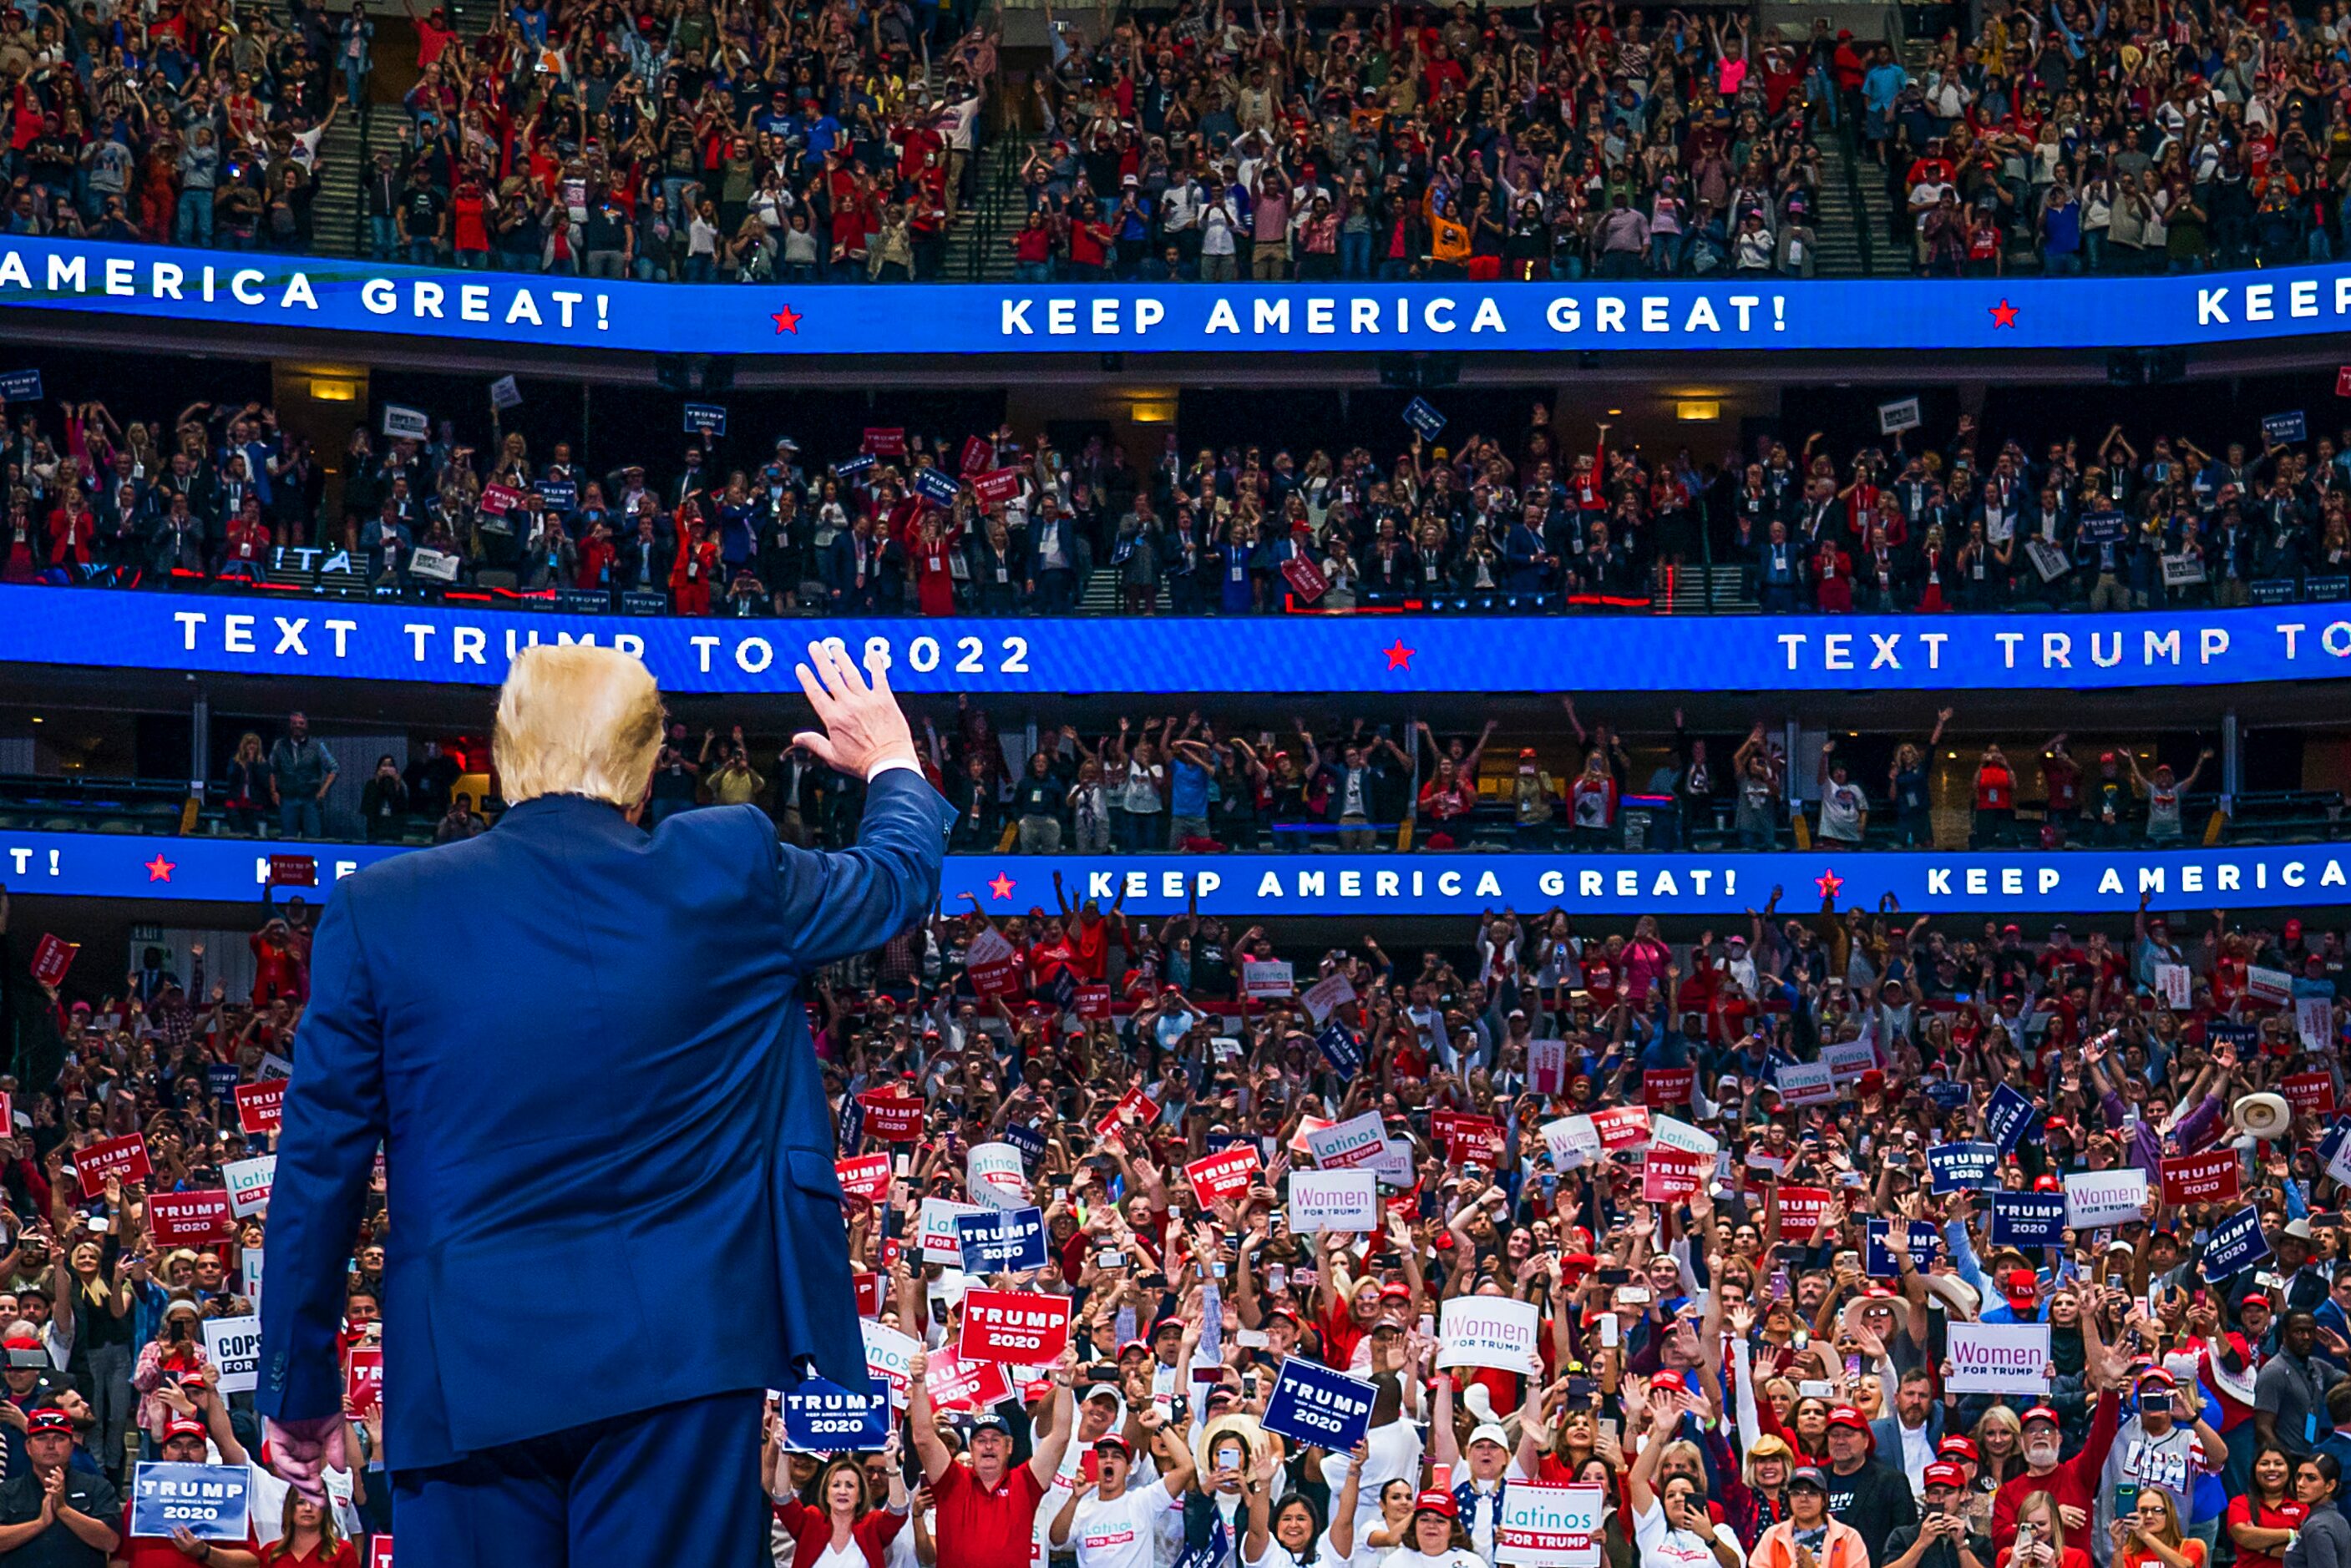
[1260,1359,1377,1450]
[1497,1484,1608,1568]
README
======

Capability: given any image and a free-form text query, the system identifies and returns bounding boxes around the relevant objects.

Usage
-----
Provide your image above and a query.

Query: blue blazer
[256,771,948,1471]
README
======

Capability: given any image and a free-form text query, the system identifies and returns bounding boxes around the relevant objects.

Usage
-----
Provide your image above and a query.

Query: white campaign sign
[1774,1061,1837,1106]
[965,1144,1028,1211]
[1301,973,1356,1024]
[1822,1041,1877,1082]
[2249,966,2294,1005]
[222,1156,275,1218]
[2156,964,2192,1009]
[1945,1322,2053,1394]
[1436,1295,1543,1373]
[860,1319,922,1407]
[1306,1111,1389,1171]
[2065,1167,2150,1229]
[1497,1482,1608,1568]
[1290,1171,1380,1233]
[1242,959,1295,998]
[203,1314,261,1395]
[1541,1115,1601,1171]
[2300,995,2334,1052]
[1528,1039,1571,1095]
[1649,1115,1719,1157]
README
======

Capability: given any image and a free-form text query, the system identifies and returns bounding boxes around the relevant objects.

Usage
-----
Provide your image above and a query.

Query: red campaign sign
[861,427,907,457]
[369,1540,393,1568]
[958,1289,1072,1363]
[854,1272,886,1318]
[836,1155,892,1202]
[148,1190,231,1246]
[1641,1146,1710,1202]
[925,1348,1015,1412]
[1386,1181,1422,1225]
[2161,1150,2242,1206]
[857,1091,924,1142]
[346,1347,383,1415]
[1446,1115,1504,1168]
[266,855,317,888]
[28,935,77,989]
[960,435,994,474]
[1591,1105,1653,1151]
[1186,1146,1263,1204]
[879,1237,902,1271]
[1093,1088,1159,1141]
[73,1135,151,1191]
[478,483,524,515]
[1775,1186,1834,1232]
[2338,366,2351,399]
[971,468,1024,506]
[968,958,1025,999]
[1074,985,1113,1019]
[2284,1071,2338,1116]
[1280,555,1330,603]
[236,1081,286,1136]
[1642,1069,1695,1110]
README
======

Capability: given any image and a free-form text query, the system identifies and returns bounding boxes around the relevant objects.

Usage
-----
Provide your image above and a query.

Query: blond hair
[492,644,662,809]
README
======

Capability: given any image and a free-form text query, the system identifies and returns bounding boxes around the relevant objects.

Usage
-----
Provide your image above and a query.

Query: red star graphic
[771,303,803,335]
[1989,298,2020,329]
[1383,640,1416,670]
[987,872,1016,901]
[1815,867,1844,899]
[144,853,175,883]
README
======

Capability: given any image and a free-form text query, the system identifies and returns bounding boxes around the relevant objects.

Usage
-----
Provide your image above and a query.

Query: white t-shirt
[1246,1531,1357,1568]
[1634,1495,1745,1568]
[813,1540,865,1568]
[1320,1420,1426,1534]
[1070,1478,1178,1568]
[1381,1550,1485,1568]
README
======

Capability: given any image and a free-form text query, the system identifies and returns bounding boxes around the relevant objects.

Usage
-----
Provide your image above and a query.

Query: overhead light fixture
[309,377,361,402]
[28,716,40,724]
[1605,407,1623,417]
[1676,400,1721,422]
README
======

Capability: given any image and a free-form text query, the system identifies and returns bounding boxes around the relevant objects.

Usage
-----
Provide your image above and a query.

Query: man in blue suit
[256,640,947,1566]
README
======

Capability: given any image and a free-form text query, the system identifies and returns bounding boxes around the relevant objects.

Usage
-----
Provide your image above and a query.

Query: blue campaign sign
[781,1377,893,1453]
[130,1462,251,1541]
[31,826,2351,917]
[1986,1084,2039,1155]
[2077,513,2128,546]
[534,478,577,510]
[957,1206,1049,1274]
[682,402,727,436]
[1928,1141,2002,1193]
[1401,397,1447,438]
[911,467,962,507]
[1317,1024,1362,1079]
[1989,1191,2070,1248]
[2265,411,2309,446]
[12,236,2351,355]
[1864,1219,1942,1277]
[1260,1358,1376,1451]
[13,589,2351,697]
[207,1063,240,1101]
[1923,1081,1973,1110]
[1002,1121,1046,1167]
[0,368,41,401]
[2202,1204,2273,1281]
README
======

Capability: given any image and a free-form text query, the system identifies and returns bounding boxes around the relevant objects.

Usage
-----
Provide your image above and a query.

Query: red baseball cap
[162,1415,206,1442]
[1938,1435,1980,1462]
[1923,1462,1967,1490]
[2021,1405,2061,1428]
[2003,1268,2039,1310]
[1414,1490,1459,1519]
[1827,1405,1870,1433]
[24,1409,70,1436]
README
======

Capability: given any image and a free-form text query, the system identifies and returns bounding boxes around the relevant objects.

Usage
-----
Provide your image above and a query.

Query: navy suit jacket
[256,770,947,1471]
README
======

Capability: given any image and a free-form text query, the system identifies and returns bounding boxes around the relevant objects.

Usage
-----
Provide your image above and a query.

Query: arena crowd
[6,394,2351,618]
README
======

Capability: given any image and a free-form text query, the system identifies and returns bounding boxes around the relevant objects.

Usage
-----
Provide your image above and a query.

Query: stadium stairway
[311,108,370,260]
[943,140,1023,282]
[1813,134,1907,278]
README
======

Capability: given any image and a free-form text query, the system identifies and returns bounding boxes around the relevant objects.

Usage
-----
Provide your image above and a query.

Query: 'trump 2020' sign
[7,587,2351,695]
[8,236,2351,354]
[19,831,2351,914]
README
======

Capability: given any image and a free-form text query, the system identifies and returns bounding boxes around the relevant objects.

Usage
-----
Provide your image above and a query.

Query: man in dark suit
[256,640,946,1565]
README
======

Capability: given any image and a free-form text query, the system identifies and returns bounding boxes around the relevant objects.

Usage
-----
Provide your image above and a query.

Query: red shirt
[932,1460,1046,1568]
[261,1541,361,1566]
[1975,762,2014,812]
[2227,1495,2306,1568]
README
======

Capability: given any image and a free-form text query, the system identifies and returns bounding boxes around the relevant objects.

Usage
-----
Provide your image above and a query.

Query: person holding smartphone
[2095,1368,2225,1568]
[1886,1464,1995,1568]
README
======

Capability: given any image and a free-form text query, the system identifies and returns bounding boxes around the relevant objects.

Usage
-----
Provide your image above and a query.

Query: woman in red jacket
[773,1444,911,1568]
[671,513,718,615]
